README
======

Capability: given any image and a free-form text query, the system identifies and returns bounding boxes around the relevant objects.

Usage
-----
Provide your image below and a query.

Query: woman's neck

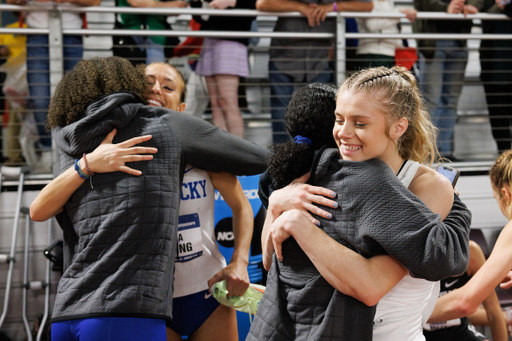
[382,154,405,175]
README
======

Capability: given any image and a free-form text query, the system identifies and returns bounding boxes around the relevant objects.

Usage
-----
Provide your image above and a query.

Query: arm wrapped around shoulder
[164,111,270,176]
[339,160,471,281]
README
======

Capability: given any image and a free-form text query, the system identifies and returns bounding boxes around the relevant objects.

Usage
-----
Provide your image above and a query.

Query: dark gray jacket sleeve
[163,112,269,175]
[348,161,471,281]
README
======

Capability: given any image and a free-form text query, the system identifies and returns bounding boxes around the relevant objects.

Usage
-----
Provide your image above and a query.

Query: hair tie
[294,135,312,146]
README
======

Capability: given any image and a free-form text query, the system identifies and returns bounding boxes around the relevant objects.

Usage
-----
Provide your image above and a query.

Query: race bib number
[176,213,203,262]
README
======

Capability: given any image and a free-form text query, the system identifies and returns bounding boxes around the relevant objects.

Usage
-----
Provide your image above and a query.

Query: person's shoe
[211,280,265,315]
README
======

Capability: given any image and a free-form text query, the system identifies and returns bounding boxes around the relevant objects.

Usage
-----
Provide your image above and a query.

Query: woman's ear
[390,117,408,140]
[177,102,186,113]
[501,184,512,206]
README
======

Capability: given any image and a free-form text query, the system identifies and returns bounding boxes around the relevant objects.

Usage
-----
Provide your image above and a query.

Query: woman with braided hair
[247,67,472,341]
[28,57,268,341]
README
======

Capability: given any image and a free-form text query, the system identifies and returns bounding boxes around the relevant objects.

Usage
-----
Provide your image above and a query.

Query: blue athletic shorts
[169,288,220,336]
[52,317,167,341]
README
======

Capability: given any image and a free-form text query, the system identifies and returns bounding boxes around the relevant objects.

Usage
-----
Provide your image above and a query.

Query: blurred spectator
[479,0,512,154]
[355,1,417,70]
[414,0,482,160]
[256,0,373,143]
[423,241,508,341]
[6,0,101,173]
[174,18,210,118]
[116,0,188,65]
[0,22,28,166]
[192,0,257,139]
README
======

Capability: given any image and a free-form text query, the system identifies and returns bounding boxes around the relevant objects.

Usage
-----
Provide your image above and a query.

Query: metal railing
[0,5,510,161]
[0,6,510,85]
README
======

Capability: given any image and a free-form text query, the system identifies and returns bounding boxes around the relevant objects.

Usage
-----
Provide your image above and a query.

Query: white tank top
[373,160,440,341]
[173,165,227,298]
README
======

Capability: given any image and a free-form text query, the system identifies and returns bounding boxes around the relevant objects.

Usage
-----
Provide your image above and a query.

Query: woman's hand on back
[270,209,315,261]
[85,129,157,176]
[268,173,338,226]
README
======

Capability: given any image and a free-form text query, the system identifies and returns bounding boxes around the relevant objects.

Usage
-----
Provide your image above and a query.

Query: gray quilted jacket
[50,92,269,323]
[248,148,471,341]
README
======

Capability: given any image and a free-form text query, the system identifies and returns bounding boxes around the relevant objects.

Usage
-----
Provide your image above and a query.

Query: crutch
[21,206,49,341]
[21,207,33,341]
[0,166,30,331]
[36,219,53,341]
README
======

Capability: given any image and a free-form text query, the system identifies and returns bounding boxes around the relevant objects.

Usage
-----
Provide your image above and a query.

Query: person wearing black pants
[480,0,512,154]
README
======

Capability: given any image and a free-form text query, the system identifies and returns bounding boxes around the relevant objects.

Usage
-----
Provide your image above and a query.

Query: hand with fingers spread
[268,173,338,226]
[84,129,157,176]
[207,260,250,297]
[29,128,157,222]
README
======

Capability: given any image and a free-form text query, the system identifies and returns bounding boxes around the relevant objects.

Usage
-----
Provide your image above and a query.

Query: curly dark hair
[269,82,338,189]
[47,56,147,128]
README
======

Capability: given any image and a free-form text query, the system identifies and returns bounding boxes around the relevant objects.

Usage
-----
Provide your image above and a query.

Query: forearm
[408,199,471,280]
[262,209,275,270]
[30,165,85,222]
[427,287,478,323]
[256,0,307,12]
[170,114,269,175]
[467,305,489,325]
[70,0,100,6]
[291,220,407,306]
[230,204,253,267]
[429,235,512,323]
[127,0,181,8]
[482,289,508,340]
[363,192,470,280]
[336,0,373,12]
[212,172,253,267]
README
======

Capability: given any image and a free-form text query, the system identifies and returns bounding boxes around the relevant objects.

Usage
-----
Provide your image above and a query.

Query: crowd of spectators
[0,0,511,170]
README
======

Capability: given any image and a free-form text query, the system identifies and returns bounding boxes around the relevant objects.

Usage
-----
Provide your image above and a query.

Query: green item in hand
[211,280,265,316]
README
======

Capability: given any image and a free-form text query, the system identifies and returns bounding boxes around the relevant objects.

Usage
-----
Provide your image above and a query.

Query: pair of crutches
[0,166,52,341]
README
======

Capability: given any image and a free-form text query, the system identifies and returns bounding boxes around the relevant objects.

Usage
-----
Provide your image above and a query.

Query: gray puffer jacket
[248,148,471,341]
[51,92,269,323]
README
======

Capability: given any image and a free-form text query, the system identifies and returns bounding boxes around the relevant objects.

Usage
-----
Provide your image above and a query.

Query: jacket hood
[53,92,143,157]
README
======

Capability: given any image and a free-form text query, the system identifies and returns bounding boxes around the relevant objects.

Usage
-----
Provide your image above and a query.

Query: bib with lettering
[173,165,227,298]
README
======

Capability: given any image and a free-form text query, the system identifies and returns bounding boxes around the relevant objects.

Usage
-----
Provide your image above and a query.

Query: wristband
[82,153,94,176]
[333,2,338,12]
[74,159,90,180]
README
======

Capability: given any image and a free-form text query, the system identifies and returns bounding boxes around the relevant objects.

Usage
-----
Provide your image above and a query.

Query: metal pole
[336,13,346,86]
[21,210,32,341]
[0,168,27,330]
[48,9,63,98]
[36,218,52,341]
